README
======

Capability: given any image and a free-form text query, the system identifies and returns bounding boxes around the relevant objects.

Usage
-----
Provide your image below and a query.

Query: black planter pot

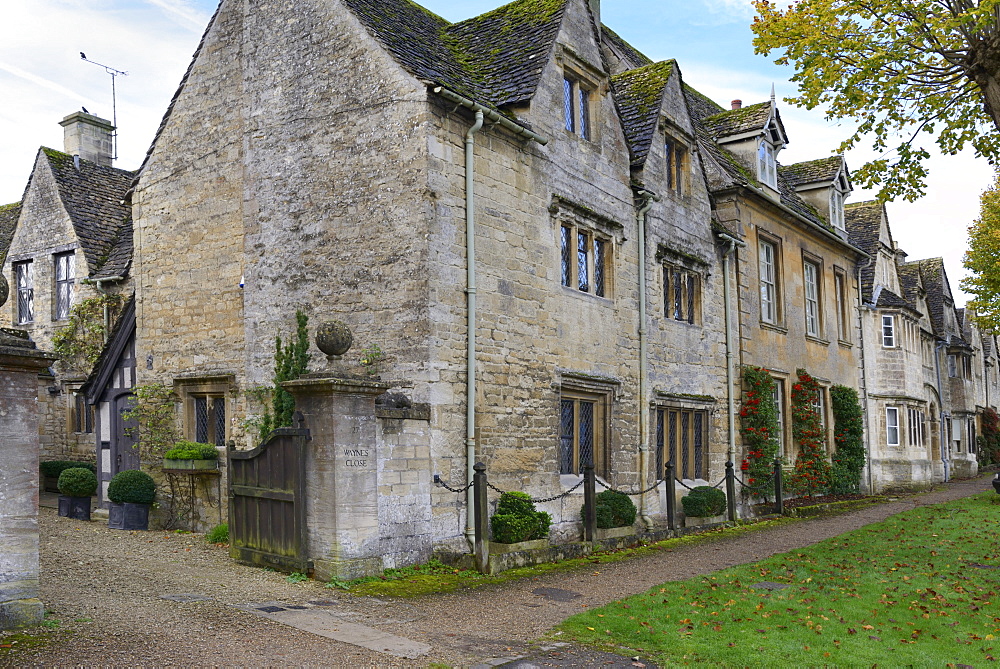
[993,476,1000,494]
[108,502,150,530]
[57,495,92,521]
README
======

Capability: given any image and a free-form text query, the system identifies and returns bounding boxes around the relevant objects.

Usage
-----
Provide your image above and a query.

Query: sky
[1,0,993,302]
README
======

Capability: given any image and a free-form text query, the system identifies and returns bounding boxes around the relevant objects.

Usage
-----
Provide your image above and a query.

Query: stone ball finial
[0,273,7,309]
[315,320,353,359]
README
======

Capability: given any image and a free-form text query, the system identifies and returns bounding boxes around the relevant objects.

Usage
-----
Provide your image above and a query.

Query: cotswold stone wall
[0,337,55,630]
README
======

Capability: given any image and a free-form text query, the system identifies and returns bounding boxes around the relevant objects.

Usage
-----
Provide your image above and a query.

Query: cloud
[144,0,213,32]
[0,61,98,108]
[699,0,757,22]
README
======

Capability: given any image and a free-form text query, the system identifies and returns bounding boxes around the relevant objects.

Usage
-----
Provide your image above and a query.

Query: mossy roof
[780,156,843,187]
[845,200,882,301]
[911,257,953,337]
[0,201,21,265]
[39,148,135,277]
[611,60,675,166]
[701,101,771,138]
[343,0,567,108]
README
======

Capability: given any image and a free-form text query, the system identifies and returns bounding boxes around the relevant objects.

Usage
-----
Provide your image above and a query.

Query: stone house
[4,0,993,570]
[686,95,867,468]
[848,201,944,490]
[0,112,133,466]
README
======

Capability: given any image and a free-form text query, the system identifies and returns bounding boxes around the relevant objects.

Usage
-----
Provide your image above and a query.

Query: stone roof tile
[0,201,20,265]
[42,148,135,278]
[700,101,771,139]
[780,156,842,187]
[610,61,674,166]
[845,200,882,302]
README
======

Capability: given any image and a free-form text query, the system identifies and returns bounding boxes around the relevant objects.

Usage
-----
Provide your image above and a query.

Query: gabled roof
[897,261,923,309]
[344,0,567,107]
[0,202,20,265]
[601,25,652,71]
[40,148,134,278]
[845,200,882,302]
[912,257,953,338]
[81,293,135,402]
[780,156,843,188]
[876,288,914,311]
[611,60,675,166]
[701,102,772,140]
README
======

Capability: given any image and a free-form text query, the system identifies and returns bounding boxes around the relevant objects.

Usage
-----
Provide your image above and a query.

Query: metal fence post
[665,462,675,531]
[725,461,736,522]
[773,458,784,515]
[583,463,596,542]
[473,462,489,574]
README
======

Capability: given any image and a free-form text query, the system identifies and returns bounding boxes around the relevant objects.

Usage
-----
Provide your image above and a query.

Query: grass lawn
[559,493,1000,666]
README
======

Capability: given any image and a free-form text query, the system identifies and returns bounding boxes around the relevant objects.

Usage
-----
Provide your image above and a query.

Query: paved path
[2,474,994,668]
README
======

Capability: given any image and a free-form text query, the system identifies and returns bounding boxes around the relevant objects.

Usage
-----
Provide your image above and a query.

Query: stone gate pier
[0,327,56,629]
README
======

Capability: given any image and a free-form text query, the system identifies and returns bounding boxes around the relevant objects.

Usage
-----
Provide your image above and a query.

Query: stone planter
[57,495,91,521]
[683,513,727,528]
[593,526,634,541]
[162,458,218,471]
[108,502,150,530]
[490,538,549,554]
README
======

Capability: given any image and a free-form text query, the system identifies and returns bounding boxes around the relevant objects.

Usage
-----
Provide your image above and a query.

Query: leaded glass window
[54,252,75,320]
[15,261,33,324]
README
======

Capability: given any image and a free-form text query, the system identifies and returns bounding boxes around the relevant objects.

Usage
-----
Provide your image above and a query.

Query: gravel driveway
[1,474,993,667]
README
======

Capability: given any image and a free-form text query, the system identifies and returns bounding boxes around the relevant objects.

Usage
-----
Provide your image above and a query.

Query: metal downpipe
[465,110,484,544]
[717,233,744,466]
[636,190,658,529]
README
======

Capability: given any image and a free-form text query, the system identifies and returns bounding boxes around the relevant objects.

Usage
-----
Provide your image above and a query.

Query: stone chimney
[59,112,114,167]
[588,0,600,28]
[731,100,742,110]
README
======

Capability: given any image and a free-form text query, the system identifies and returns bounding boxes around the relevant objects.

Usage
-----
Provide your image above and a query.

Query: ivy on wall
[830,384,866,494]
[739,366,779,500]
[788,368,832,496]
[51,293,125,372]
[123,383,177,465]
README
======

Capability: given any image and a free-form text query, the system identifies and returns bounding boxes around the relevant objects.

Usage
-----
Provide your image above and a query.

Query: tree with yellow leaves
[963,172,1000,330]
[752,0,1000,202]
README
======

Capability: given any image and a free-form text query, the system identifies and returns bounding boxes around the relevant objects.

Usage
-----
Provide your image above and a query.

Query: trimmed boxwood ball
[41,460,96,478]
[581,490,637,529]
[491,491,552,543]
[681,485,727,518]
[107,470,156,505]
[57,467,98,497]
[164,441,218,460]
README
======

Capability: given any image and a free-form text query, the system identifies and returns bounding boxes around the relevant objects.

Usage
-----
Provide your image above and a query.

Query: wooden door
[111,393,139,474]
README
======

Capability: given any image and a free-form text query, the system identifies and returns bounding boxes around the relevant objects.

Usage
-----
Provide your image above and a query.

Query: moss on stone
[612,60,674,117]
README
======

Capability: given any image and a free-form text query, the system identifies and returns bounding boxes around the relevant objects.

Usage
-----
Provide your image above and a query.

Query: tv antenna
[80,52,128,160]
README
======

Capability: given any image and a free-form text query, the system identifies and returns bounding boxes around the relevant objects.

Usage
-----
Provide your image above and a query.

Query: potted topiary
[163,441,219,471]
[107,469,156,530]
[41,460,96,493]
[57,467,97,521]
[490,491,552,549]
[581,489,637,539]
[680,485,728,527]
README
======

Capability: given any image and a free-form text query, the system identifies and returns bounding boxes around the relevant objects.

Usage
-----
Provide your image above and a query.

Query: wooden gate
[228,417,311,573]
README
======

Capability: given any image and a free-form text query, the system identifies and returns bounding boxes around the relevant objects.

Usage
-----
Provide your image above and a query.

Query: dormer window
[758,140,777,188]
[829,189,845,230]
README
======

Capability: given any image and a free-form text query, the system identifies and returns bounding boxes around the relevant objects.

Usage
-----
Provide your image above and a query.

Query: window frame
[663,263,700,325]
[882,314,896,348]
[664,136,687,194]
[174,376,232,448]
[886,406,900,447]
[829,188,845,230]
[758,237,780,325]
[834,267,850,342]
[14,259,34,324]
[803,259,821,337]
[559,383,612,478]
[563,75,593,141]
[758,140,778,188]
[655,404,711,481]
[773,377,786,458]
[561,224,611,297]
[53,251,76,321]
